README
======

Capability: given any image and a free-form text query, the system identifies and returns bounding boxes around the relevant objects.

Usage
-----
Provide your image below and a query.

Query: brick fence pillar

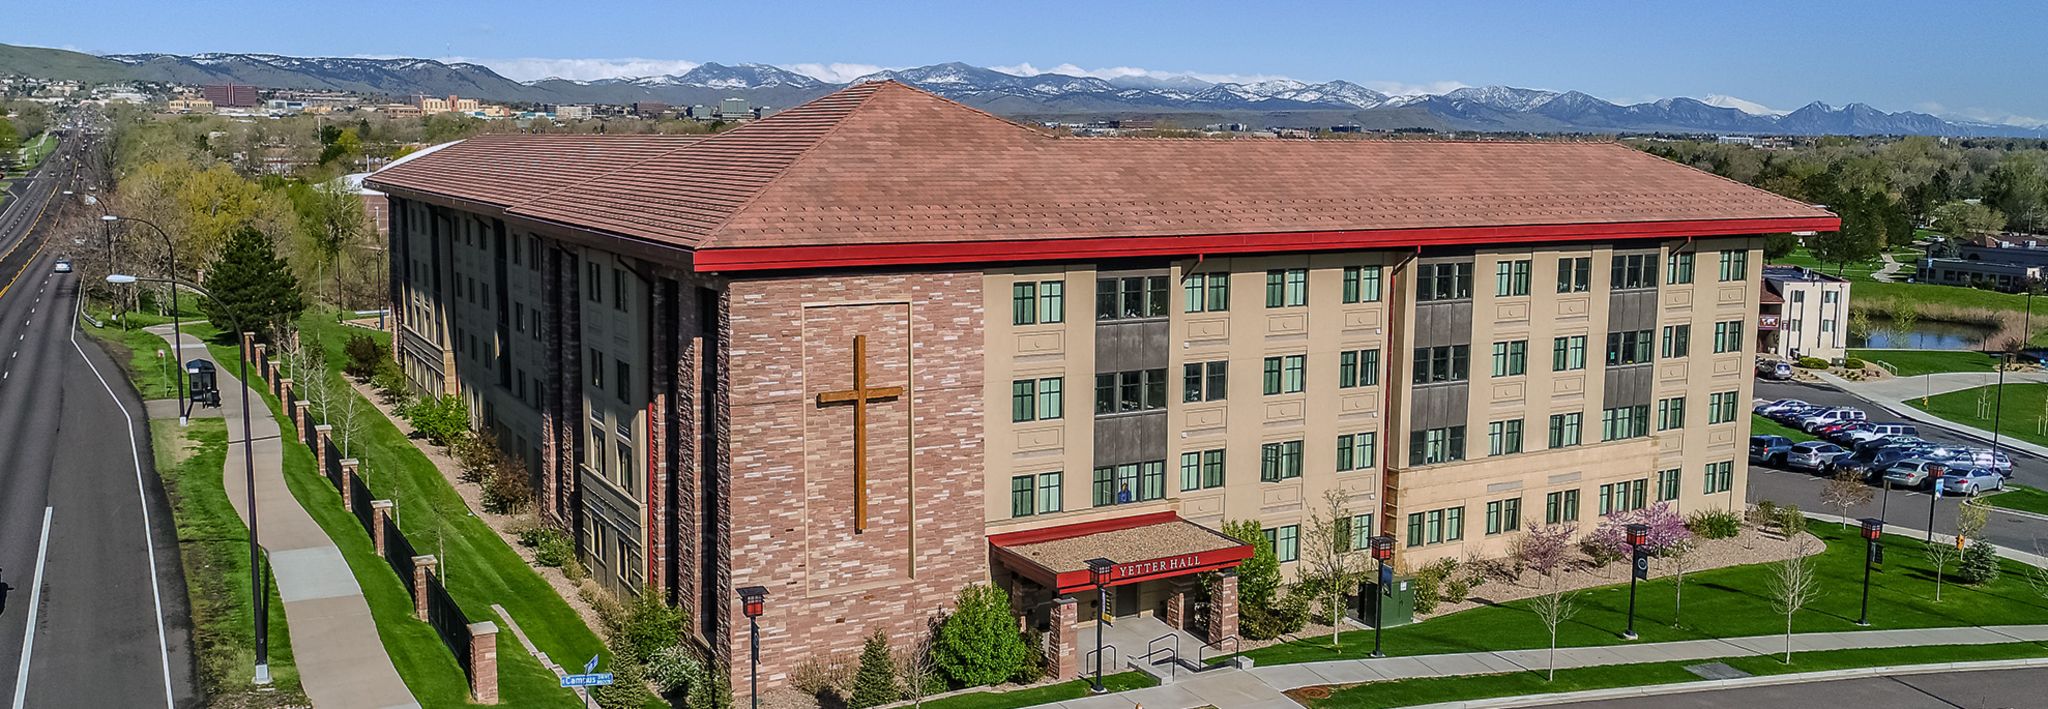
[251,342,266,371]
[412,555,437,620]
[313,424,334,471]
[1207,571,1239,645]
[339,459,359,504]
[371,500,395,555]
[1164,582,1188,630]
[1048,596,1079,680]
[468,621,500,704]
[279,377,294,404]
[293,401,311,439]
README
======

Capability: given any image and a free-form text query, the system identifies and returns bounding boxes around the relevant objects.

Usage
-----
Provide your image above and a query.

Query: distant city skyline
[10,0,2045,126]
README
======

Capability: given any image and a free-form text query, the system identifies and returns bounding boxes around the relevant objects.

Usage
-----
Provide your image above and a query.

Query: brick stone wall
[723,271,986,699]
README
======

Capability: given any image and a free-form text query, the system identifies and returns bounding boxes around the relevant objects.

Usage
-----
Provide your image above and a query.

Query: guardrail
[1197,635,1239,667]
[1083,645,1119,676]
[1145,633,1181,681]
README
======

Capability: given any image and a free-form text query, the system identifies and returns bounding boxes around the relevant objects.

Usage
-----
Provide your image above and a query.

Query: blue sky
[14,0,2046,124]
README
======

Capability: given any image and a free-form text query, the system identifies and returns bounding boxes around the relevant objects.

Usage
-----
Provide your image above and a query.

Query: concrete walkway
[1870,252,1906,282]
[1028,624,2048,709]
[148,327,418,709]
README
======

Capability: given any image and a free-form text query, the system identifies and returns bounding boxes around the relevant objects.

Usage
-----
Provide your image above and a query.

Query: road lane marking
[68,289,177,708]
[10,507,52,709]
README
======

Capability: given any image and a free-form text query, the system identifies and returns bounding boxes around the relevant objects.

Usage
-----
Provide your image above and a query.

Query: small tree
[1527,571,1578,682]
[334,392,365,458]
[1301,489,1368,648]
[1924,537,1960,601]
[403,394,471,447]
[1958,539,2002,585]
[1768,535,1822,663]
[1665,539,1698,626]
[898,614,943,708]
[933,584,1028,688]
[200,225,306,341]
[1515,521,1577,579]
[849,629,899,709]
[1884,300,1919,350]
[1820,469,1874,527]
[343,333,383,381]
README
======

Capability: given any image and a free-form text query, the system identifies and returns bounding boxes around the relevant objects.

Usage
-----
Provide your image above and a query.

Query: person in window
[1116,483,1133,505]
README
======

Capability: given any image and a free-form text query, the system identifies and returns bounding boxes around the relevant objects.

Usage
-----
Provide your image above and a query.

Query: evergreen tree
[201,226,305,340]
[849,629,899,709]
[932,584,1028,688]
[1958,538,2002,585]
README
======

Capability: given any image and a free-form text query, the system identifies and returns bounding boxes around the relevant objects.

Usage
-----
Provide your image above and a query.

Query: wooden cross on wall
[816,335,903,534]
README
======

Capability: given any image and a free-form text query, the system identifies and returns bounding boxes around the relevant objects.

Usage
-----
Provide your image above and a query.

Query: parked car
[1940,467,2006,496]
[1842,422,1919,445]
[1853,434,1925,455]
[1751,435,1795,466]
[1786,441,1853,472]
[1755,398,1808,416]
[1882,459,1952,489]
[1835,446,1924,478]
[1768,404,1822,422]
[1817,421,1871,442]
[1937,448,2015,478]
[1800,407,1868,432]
[1757,360,1794,380]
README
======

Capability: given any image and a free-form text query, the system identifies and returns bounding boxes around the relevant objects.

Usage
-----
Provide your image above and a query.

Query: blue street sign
[562,673,614,688]
[1378,564,1393,593]
[585,654,600,674]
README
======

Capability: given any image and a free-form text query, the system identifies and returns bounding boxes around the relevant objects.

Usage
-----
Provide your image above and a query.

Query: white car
[53,259,72,273]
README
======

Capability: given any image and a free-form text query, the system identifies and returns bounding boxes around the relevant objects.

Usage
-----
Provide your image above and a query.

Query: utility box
[1358,575,1417,628]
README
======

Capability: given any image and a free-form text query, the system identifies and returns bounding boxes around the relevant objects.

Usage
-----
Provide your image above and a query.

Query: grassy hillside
[0,43,133,83]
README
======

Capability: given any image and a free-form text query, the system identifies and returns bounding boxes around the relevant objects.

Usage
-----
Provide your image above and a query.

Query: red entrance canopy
[989,512,1254,595]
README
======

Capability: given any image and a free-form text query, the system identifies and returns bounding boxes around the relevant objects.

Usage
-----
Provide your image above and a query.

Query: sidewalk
[1870,252,1905,282]
[148,327,419,709]
[1812,369,2048,461]
[1027,623,2048,709]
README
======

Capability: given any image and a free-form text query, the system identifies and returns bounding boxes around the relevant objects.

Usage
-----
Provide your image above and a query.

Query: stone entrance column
[1207,571,1239,645]
[1163,580,1191,630]
[1046,597,1079,680]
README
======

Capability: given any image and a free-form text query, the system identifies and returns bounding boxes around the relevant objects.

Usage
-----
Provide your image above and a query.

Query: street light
[108,273,269,685]
[1927,464,1947,543]
[1857,517,1884,626]
[737,585,767,709]
[1086,557,1115,694]
[1368,535,1395,658]
[1623,523,1649,640]
[103,214,189,425]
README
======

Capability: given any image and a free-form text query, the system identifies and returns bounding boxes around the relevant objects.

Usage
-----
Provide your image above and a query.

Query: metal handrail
[1145,633,1181,680]
[1198,635,1240,667]
[1083,646,1119,676]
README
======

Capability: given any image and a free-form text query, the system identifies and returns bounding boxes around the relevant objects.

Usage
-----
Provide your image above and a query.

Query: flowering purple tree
[1588,502,1693,561]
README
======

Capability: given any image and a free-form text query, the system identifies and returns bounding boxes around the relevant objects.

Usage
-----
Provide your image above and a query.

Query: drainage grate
[1684,662,1752,680]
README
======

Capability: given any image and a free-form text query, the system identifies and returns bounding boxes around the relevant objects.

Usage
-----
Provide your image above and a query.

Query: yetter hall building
[367,81,1836,695]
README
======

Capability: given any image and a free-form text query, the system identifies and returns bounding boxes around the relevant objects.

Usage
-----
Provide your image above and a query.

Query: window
[1667,251,1695,284]
[1610,253,1657,290]
[1718,249,1749,281]
[1409,426,1466,465]
[1657,468,1682,502]
[1184,273,1229,312]
[1343,266,1383,303]
[1551,335,1587,371]
[1092,461,1166,506]
[1495,259,1532,296]
[1260,440,1304,481]
[1708,391,1738,424]
[1012,282,1039,325]
[1488,419,1524,456]
[1180,449,1226,490]
[1556,257,1592,293]
[1012,377,1066,422]
[1339,349,1381,388]
[1824,290,1839,305]
[1263,354,1307,395]
[1606,330,1653,366]
[514,303,526,332]
[1412,345,1470,385]
[1821,319,1835,334]
[1661,324,1691,358]
[614,267,628,310]
[1657,396,1686,431]
[1010,475,1036,517]
[1600,405,1649,441]
[1417,262,1473,301]
[1704,461,1734,494]
[616,360,631,402]
[1096,275,1169,321]
[1349,514,1376,551]
[1713,320,1745,353]
[1266,525,1301,563]
[589,424,607,476]
[1491,340,1528,377]
[1095,370,1167,415]
[1486,497,1523,535]
[1545,490,1581,524]
[1548,412,1583,448]
[589,349,605,390]
[1265,268,1308,307]
[1337,432,1377,471]
[586,261,603,302]
[1183,361,1227,402]
[1599,479,1649,515]
[1406,506,1465,547]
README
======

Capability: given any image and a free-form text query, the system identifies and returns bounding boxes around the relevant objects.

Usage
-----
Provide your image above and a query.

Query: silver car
[1786,441,1851,472]
[1940,468,2005,496]
[1882,459,1951,489]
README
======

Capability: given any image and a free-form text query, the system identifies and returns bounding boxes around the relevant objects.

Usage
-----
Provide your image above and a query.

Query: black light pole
[1927,465,1946,544]
[1857,517,1884,626]
[109,273,267,684]
[103,214,188,425]
[1086,557,1114,693]
[1368,535,1395,658]
[1623,523,1649,640]
[738,586,767,709]
[1992,351,2008,455]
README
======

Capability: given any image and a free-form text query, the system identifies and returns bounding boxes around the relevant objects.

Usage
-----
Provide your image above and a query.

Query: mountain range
[5,43,2042,138]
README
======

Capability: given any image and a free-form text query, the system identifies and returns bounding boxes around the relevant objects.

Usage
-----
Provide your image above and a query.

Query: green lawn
[1908,382,2048,451]
[86,317,185,400]
[151,419,307,705]
[1849,349,1999,377]
[923,672,1156,709]
[1244,525,2048,666]
[1751,413,1814,443]
[1854,279,2038,314]
[1984,484,2048,517]
[1769,246,1899,283]
[1300,641,2048,708]
[19,132,55,169]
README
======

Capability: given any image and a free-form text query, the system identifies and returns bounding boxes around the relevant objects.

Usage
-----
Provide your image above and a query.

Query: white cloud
[1918,102,2046,128]
[783,62,894,83]
[440,56,702,82]
[990,62,1292,85]
[1357,80,1471,97]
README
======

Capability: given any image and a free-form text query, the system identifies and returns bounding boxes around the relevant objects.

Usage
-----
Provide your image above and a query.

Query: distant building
[1758,265,1851,361]
[716,97,753,119]
[166,97,215,113]
[203,83,260,108]
[264,99,306,114]
[552,104,592,120]
[380,103,425,119]
[632,101,669,117]
[416,95,450,113]
[1920,233,2048,291]
[1717,136,1759,146]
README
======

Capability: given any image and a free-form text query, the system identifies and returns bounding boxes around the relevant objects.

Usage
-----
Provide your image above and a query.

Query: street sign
[1631,554,1651,580]
[584,654,600,674]
[1378,564,1394,595]
[561,673,614,688]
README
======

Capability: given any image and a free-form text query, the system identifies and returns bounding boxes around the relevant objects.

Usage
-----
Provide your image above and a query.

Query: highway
[0,132,199,707]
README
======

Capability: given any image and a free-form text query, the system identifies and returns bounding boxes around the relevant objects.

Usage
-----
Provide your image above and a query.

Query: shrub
[1843,356,1867,370]
[1244,586,1310,639]
[1409,557,1462,614]
[402,394,470,447]
[482,467,535,514]
[645,644,704,695]
[687,665,733,709]
[1686,510,1743,539]
[850,630,900,709]
[452,431,497,484]
[1587,503,1694,560]
[530,528,575,567]
[609,593,687,666]
[589,659,650,709]
[1222,519,1286,638]
[371,368,410,404]
[1796,356,1829,369]
[1015,627,1046,684]
[933,584,1029,688]
[791,653,853,700]
[343,334,384,380]
[1958,539,2002,585]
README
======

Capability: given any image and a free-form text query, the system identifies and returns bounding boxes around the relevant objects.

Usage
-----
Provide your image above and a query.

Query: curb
[1398,656,2048,708]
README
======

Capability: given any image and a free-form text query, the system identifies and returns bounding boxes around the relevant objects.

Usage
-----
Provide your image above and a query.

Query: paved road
[1549,666,2048,708]
[0,132,199,707]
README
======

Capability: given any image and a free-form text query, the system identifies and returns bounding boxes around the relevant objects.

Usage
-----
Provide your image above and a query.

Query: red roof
[368,81,1839,272]
[370,133,704,210]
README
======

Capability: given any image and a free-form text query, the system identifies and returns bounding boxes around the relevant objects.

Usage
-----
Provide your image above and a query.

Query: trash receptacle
[1357,575,1416,629]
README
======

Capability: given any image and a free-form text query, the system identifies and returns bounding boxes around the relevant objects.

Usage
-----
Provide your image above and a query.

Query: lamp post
[1368,535,1395,658]
[1927,464,1946,543]
[1623,523,1649,640]
[1857,517,1884,626]
[108,273,268,684]
[738,585,767,709]
[1086,557,1114,693]
[103,214,188,425]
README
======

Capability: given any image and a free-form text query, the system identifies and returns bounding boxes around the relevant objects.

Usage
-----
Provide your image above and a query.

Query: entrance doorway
[1114,584,1140,618]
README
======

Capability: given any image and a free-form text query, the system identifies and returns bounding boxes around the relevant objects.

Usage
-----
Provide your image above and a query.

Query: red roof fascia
[987,511,1183,548]
[1050,547,1255,594]
[692,215,1841,273]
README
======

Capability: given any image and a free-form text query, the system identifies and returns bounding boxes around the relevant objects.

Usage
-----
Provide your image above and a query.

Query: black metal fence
[323,438,344,490]
[350,473,374,535]
[426,573,473,674]
[386,516,417,588]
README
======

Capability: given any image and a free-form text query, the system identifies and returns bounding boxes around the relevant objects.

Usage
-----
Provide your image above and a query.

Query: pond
[1849,318,1997,350]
